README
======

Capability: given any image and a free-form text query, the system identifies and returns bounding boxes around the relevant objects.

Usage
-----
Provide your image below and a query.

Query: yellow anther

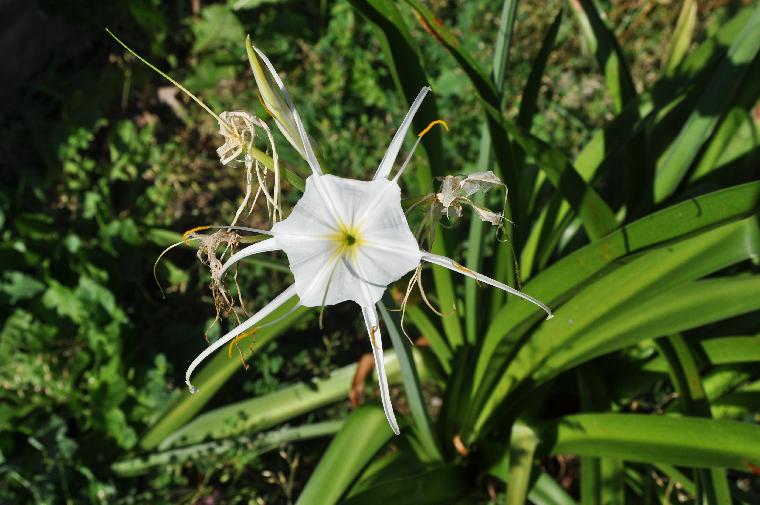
[182,225,211,244]
[418,119,449,138]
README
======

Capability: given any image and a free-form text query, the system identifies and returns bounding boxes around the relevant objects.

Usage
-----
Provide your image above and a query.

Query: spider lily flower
[185,44,553,436]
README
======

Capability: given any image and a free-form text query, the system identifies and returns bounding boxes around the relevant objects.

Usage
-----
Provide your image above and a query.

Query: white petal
[373,86,431,181]
[420,252,553,319]
[185,284,299,393]
[218,237,280,278]
[361,304,400,435]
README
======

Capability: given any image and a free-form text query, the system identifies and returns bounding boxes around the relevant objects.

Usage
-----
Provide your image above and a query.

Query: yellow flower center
[331,222,364,255]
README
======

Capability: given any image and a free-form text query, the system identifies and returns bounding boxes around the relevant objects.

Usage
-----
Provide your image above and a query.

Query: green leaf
[656,334,732,503]
[192,5,244,53]
[576,365,622,505]
[657,335,710,415]
[528,471,578,505]
[533,5,755,238]
[653,3,760,203]
[296,406,395,505]
[536,273,760,383]
[664,0,698,75]
[465,0,521,344]
[156,347,408,449]
[505,422,539,505]
[700,335,760,365]
[138,297,308,450]
[505,125,618,241]
[113,421,342,477]
[472,217,760,440]
[475,182,760,396]
[517,8,563,130]
[429,229,465,349]
[711,381,760,420]
[0,271,45,304]
[378,299,441,460]
[545,413,760,471]
[568,0,636,111]
[688,61,760,183]
[340,464,470,505]
[404,305,452,373]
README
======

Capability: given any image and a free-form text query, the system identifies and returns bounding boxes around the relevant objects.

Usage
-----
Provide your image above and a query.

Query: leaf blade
[546,413,760,471]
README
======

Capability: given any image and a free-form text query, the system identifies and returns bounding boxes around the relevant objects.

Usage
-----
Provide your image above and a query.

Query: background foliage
[1,0,759,504]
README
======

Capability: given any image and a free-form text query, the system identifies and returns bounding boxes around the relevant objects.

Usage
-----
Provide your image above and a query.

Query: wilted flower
[107,30,282,225]
[183,43,553,435]
[435,171,506,225]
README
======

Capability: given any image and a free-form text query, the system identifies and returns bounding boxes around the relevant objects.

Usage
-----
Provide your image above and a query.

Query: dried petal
[459,170,504,197]
[471,204,503,225]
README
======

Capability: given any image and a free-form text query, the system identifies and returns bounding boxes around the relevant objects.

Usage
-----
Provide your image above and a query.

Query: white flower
[185,44,553,435]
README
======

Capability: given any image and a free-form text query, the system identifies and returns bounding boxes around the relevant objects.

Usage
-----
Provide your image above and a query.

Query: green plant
[120,1,760,503]
[4,0,759,503]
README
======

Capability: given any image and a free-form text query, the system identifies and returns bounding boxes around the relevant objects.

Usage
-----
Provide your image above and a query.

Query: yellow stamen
[418,119,449,138]
[370,325,378,348]
[182,225,211,244]
[227,327,258,359]
[452,261,482,287]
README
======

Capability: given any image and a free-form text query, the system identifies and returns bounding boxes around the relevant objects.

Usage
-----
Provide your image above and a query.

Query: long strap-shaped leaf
[465,0,522,344]
[529,6,756,256]
[473,181,760,393]
[576,365,623,505]
[339,464,470,505]
[656,335,732,504]
[544,413,760,472]
[378,298,441,460]
[505,122,618,240]
[505,422,540,505]
[481,274,760,443]
[296,406,396,505]
[663,0,699,75]
[114,420,342,477]
[469,216,760,440]
[653,3,760,203]
[157,347,409,449]
[568,0,636,112]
